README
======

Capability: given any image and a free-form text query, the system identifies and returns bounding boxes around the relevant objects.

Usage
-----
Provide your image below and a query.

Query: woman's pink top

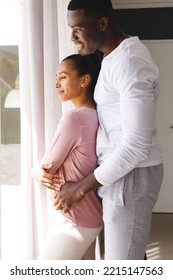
[41,108,103,228]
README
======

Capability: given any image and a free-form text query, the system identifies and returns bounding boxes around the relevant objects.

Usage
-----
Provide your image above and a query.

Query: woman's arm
[31,111,80,189]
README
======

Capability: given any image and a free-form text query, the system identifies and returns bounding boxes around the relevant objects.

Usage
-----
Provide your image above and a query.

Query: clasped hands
[44,175,84,212]
[31,164,85,212]
[52,181,85,213]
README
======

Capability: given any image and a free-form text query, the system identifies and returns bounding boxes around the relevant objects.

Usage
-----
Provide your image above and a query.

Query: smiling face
[67,9,105,55]
[54,59,87,106]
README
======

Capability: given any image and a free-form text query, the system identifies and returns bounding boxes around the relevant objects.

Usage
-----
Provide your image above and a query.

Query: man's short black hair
[67,0,113,16]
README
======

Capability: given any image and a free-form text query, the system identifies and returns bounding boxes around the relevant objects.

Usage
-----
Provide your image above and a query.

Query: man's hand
[52,173,101,212]
[52,181,85,212]
[31,164,64,190]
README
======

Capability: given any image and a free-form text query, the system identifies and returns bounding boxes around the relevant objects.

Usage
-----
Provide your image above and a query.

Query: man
[39,0,163,259]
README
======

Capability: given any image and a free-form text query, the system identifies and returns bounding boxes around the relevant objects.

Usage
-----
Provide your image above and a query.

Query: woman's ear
[80,75,91,88]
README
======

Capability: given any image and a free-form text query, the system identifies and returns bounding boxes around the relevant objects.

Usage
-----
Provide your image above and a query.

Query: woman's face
[54,60,84,104]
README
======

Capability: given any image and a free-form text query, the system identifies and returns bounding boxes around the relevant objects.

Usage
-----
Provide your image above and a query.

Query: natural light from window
[0,0,23,260]
[0,0,22,45]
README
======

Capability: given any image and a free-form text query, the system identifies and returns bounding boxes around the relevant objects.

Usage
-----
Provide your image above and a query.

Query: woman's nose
[54,81,60,88]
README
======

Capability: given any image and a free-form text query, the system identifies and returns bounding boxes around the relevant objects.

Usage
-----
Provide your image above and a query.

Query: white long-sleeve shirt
[94,36,162,187]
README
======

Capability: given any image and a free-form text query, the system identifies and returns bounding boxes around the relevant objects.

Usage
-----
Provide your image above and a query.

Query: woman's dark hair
[67,0,113,18]
[62,54,101,94]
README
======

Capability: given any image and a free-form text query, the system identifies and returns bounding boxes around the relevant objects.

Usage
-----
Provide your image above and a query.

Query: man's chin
[77,49,96,55]
[77,50,85,55]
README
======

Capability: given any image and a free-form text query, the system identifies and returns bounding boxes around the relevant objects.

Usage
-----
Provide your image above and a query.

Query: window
[0,0,22,260]
[1,45,20,185]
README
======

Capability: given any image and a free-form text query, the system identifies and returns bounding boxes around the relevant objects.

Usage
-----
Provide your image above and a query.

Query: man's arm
[53,172,102,212]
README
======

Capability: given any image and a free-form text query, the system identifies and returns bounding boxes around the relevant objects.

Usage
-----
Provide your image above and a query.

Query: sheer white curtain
[20,0,76,259]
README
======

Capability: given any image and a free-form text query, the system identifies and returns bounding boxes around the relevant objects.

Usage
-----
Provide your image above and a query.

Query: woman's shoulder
[59,108,98,139]
[62,108,97,121]
[60,109,85,129]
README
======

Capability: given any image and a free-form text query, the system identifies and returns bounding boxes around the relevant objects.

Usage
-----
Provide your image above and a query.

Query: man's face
[67,9,104,55]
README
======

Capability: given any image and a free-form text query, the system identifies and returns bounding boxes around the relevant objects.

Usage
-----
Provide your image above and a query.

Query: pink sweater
[41,108,103,228]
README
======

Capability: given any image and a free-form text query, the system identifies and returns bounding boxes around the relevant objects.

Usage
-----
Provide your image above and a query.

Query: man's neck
[100,28,130,56]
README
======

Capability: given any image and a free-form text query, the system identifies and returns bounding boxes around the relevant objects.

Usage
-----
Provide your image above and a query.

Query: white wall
[144,40,173,212]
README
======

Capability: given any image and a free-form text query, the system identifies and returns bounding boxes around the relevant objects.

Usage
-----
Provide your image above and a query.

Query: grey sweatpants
[99,164,163,260]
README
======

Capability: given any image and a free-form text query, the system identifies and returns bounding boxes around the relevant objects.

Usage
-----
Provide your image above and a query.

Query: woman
[31,54,103,260]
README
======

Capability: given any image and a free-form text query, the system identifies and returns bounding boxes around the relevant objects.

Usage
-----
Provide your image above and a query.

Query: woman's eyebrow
[58,71,68,75]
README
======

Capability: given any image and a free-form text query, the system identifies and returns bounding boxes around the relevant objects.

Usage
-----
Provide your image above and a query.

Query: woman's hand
[31,163,64,190]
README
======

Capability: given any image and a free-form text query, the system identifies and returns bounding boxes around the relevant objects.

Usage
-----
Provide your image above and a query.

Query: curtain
[20,0,76,259]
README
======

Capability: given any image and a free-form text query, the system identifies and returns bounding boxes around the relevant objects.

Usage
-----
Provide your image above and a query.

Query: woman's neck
[73,99,96,109]
[75,102,96,109]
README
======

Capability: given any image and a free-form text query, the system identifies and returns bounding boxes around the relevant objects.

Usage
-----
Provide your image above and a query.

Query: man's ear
[81,74,91,88]
[99,17,109,31]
